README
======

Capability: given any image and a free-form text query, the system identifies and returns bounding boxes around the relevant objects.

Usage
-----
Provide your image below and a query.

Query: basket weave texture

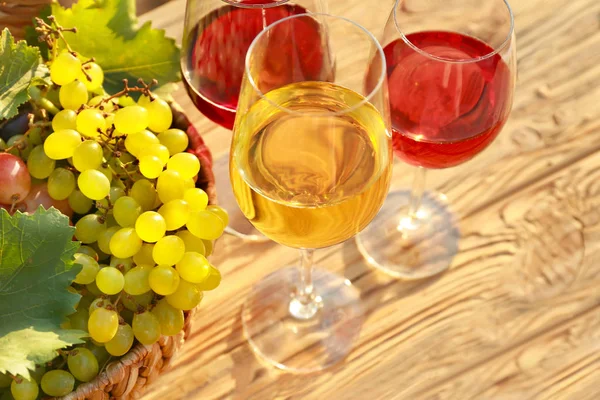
[0,0,52,40]
[60,103,217,400]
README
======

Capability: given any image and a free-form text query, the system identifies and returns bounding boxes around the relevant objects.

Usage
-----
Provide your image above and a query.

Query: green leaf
[52,0,180,95]
[0,208,85,380]
[0,29,46,120]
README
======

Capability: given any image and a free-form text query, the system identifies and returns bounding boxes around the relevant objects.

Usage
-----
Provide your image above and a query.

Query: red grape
[22,182,73,217]
[0,153,31,204]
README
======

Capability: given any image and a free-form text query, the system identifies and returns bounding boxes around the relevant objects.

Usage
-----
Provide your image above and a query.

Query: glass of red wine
[181,0,327,241]
[356,0,517,279]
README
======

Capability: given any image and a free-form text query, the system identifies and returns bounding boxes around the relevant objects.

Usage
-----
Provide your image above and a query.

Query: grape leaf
[0,29,47,121]
[0,208,86,380]
[51,0,180,95]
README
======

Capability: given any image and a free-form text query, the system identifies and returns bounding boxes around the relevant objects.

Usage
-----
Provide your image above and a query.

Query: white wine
[231,81,392,249]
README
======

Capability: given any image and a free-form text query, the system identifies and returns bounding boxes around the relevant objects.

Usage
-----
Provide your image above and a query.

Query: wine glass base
[242,266,364,373]
[355,190,460,280]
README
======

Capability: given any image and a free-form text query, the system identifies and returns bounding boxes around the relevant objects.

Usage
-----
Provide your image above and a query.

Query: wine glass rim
[221,0,291,9]
[393,0,515,63]
[244,12,388,117]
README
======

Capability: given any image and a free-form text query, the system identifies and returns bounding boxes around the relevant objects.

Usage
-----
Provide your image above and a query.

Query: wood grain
[137,0,600,399]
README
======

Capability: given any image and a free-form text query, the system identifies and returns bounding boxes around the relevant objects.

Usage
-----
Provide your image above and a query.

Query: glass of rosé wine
[356,0,517,279]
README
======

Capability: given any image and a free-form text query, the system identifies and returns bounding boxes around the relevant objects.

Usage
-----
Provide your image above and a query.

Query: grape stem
[98,78,159,107]
[34,16,77,58]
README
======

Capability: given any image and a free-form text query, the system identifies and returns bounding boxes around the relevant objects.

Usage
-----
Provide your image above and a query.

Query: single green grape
[157,170,185,203]
[30,365,46,383]
[52,109,77,131]
[11,378,39,400]
[196,265,221,291]
[122,291,154,312]
[139,143,170,165]
[96,225,119,255]
[183,188,209,212]
[207,205,229,227]
[175,252,211,284]
[105,323,134,356]
[141,97,173,133]
[109,186,126,204]
[76,109,106,138]
[166,279,203,311]
[166,153,200,180]
[114,105,149,134]
[77,245,99,260]
[86,344,111,367]
[133,243,155,266]
[50,52,81,85]
[6,134,31,159]
[123,265,153,295]
[78,169,110,200]
[109,227,143,259]
[149,265,180,296]
[68,307,89,331]
[97,163,114,184]
[27,127,43,146]
[68,189,93,214]
[124,130,159,157]
[183,178,195,190]
[203,239,214,257]
[113,196,142,227]
[79,62,104,91]
[47,168,76,200]
[59,79,88,110]
[75,214,107,243]
[153,236,185,266]
[135,211,167,243]
[88,307,119,343]
[158,129,188,155]
[176,230,206,255]
[0,138,6,151]
[67,348,99,382]
[73,253,100,284]
[40,369,75,397]
[88,297,109,315]
[0,373,12,388]
[132,311,161,345]
[130,179,158,211]
[96,267,125,295]
[158,199,190,231]
[152,299,184,336]
[139,155,164,179]
[86,280,104,297]
[73,140,103,171]
[109,256,134,272]
[27,145,56,179]
[44,129,82,160]
[186,210,225,240]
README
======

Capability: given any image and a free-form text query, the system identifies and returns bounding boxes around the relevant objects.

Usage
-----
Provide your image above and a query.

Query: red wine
[382,31,512,169]
[182,4,326,129]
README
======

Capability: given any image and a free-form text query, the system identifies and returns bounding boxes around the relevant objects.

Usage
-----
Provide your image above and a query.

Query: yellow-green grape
[68,307,89,331]
[139,143,170,165]
[109,227,143,258]
[6,134,31,159]
[109,186,126,204]
[28,127,43,146]
[113,196,142,227]
[47,168,75,200]
[158,199,190,231]
[207,205,229,227]
[166,153,200,180]
[175,252,211,284]
[40,370,75,397]
[50,52,81,85]
[68,190,93,214]
[130,179,158,211]
[91,242,110,261]
[76,109,106,138]
[114,105,149,134]
[88,297,109,315]
[183,188,209,212]
[44,129,82,160]
[152,299,184,336]
[197,265,221,291]
[86,343,110,367]
[88,307,119,343]
[67,348,98,383]
[105,323,134,356]
[108,152,136,177]
[96,226,120,254]
[133,243,154,266]
[135,211,166,243]
[166,280,203,310]
[73,253,100,284]
[59,79,88,110]
[79,62,104,91]
[139,155,163,179]
[52,109,77,131]
[86,280,104,298]
[97,163,114,183]
[153,236,185,266]
[148,265,180,296]
[11,378,38,400]
[73,140,103,171]
[0,373,12,388]
[183,178,195,190]
[118,95,136,107]
[96,267,125,295]
[75,214,107,243]
[158,129,189,156]
[122,291,154,311]
[123,265,152,295]
[203,239,213,256]
[132,311,161,345]
[78,169,110,200]
[109,256,134,273]
[157,170,185,203]
[27,145,56,179]
[77,245,98,260]
[139,97,173,133]
[187,210,225,240]
[176,230,206,255]
[124,130,159,157]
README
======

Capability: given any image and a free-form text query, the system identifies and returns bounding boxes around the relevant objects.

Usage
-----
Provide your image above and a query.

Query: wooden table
[137,0,600,398]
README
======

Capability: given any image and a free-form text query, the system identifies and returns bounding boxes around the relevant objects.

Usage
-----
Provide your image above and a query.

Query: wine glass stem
[289,249,320,320]
[399,167,427,231]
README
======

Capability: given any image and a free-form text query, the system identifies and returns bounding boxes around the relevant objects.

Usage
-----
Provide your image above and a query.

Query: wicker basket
[0,0,52,40]
[61,103,217,400]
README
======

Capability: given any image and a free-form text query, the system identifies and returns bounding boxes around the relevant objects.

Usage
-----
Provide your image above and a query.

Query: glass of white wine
[230,13,392,373]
